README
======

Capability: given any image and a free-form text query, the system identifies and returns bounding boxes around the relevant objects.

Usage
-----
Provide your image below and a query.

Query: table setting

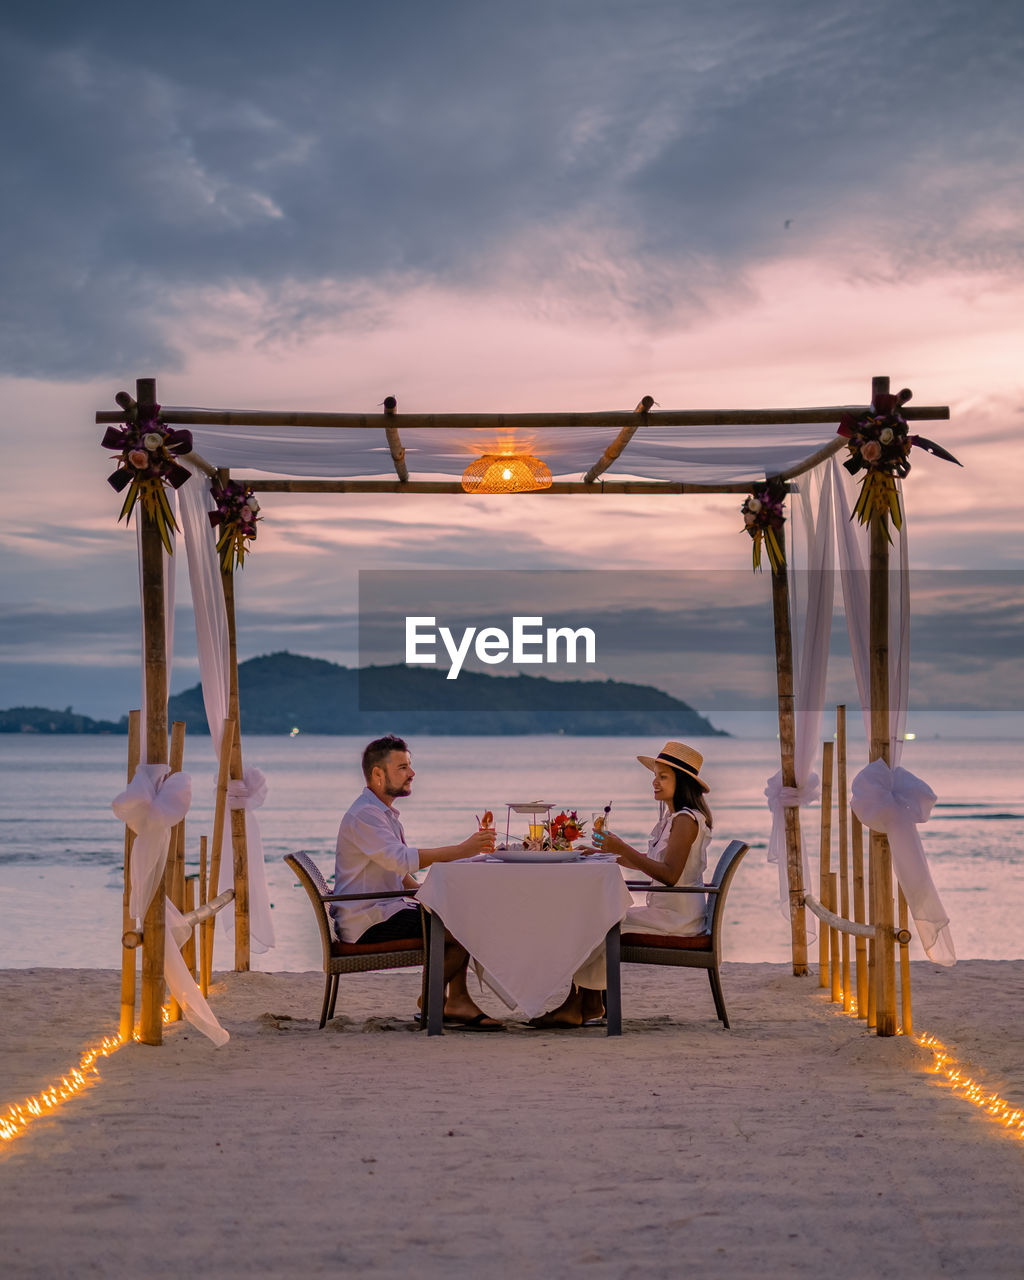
[417,802,631,1033]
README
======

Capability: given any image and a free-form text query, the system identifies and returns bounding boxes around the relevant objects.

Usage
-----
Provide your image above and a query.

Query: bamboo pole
[818,740,834,990]
[868,386,898,1036]
[898,887,912,1036]
[836,706,852,1011]
[219,529,251,974]
[164,721,187,1022]
[248,478,795,495]
[182,876,197,979]
[96,403,951,430]
[852,815,869,1019]
[582,396,652,483]
[867,830,877,1029]
[198,835,209,997]
[203,719,235,993]
[381,396,410,482]
[119,710,142,1041]
[770,525,808,976]
[138,376,169,1047]
[829,872,841,1004]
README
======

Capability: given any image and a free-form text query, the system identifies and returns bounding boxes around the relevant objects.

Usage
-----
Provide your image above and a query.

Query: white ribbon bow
[113,764,193,921]
[851,759,955,966]
[764,770,820,938]
[219,766,275,953]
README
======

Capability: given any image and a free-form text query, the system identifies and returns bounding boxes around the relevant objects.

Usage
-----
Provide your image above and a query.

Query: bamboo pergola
[100,375,949,1044]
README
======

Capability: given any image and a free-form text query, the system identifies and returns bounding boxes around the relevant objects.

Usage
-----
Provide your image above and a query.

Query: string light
[1,1005,173,1145]
[916,1033,1024,1142]
[822,992,1024,1144]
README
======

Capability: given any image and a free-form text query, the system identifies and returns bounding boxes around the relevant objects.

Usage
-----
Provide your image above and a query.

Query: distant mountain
[0,706,127,734]
[166,651,727,737]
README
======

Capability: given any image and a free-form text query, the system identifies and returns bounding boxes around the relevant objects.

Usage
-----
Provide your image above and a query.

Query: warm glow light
[916,1033,1024,1141]
[1,1005,173,1144]
[461,453,553,494]
[823,995,1024,1144]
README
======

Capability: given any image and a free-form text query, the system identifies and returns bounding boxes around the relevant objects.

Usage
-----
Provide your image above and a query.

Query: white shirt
[332,787,420,942]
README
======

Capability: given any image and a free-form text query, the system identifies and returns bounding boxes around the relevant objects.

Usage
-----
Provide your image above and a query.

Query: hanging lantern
[461,453,552,494]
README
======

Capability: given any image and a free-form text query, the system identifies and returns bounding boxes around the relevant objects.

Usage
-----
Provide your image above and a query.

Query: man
[333,734,503,1030]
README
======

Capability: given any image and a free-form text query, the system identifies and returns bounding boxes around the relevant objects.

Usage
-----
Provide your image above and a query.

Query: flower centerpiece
[100,405,194,554]
[740,478,787,572]
[208,479,261,571]
[546,810,586,850]
[837,387,961,533]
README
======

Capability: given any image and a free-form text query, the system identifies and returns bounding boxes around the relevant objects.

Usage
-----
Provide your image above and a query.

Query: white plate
[491,850,580,863]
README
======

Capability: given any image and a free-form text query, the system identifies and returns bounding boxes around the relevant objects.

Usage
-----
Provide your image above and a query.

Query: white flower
[747,497,762,514]
[249,498,260,513]
[879,427,894,444]
[143,432,163,451]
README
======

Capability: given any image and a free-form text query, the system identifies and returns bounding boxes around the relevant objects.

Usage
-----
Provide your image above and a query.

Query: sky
[0,0,1021,724]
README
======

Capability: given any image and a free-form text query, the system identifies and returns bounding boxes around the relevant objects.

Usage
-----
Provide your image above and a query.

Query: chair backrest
[703,839,749,943]
[285,851,337,969]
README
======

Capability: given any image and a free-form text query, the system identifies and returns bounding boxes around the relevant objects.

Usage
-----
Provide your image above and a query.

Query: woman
[531,740,713,1029]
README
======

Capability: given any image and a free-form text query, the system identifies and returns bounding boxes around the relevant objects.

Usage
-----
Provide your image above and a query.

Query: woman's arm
[605,813,699,886]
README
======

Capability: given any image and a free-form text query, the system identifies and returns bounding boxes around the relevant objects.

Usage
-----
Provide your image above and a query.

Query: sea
[1,725,1022,971]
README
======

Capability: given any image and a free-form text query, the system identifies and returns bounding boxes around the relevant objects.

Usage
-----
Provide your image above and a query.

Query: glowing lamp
[461,453,552,494]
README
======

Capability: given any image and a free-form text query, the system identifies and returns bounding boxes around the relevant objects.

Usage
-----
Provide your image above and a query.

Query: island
[0,652,727,736]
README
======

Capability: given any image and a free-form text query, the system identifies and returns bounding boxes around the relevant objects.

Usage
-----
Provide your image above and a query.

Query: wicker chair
[618,839,749,1029]
[285,850,427,1029]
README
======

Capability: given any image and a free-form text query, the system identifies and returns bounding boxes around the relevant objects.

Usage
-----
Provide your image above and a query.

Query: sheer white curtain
[832,458,954,964]
[121,492,229,1046]
[764,461,835,936]
[180,466,275,953]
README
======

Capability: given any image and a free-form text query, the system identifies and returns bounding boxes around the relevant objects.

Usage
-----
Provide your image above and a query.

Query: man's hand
[462,828,495,857]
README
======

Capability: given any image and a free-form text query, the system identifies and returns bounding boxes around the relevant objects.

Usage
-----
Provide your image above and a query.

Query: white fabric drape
[832,458,954,965]
[112,763,230,1045]
[180,464,275,953]
[178,418,845,486]
[114,763,193,921]
[215,767,276,953]
[179,470,230,757]
[764,461,835,936]
[850,760,955,965]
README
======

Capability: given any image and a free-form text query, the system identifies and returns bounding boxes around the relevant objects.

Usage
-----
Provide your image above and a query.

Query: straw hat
[636,741,709,792]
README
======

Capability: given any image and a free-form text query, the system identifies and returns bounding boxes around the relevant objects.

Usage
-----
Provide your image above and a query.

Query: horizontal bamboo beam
[95,404,951,430]
[242,478,778,495]
[182,450,218,479]
[121,889,235,948]
[804,893,911,944]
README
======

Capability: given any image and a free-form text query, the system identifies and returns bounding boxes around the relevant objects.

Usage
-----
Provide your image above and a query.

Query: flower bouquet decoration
[546,810,586,850]
[740,478,787,572]
[837,388,961,534]
[208,479,261,572]
[101,404,194,554]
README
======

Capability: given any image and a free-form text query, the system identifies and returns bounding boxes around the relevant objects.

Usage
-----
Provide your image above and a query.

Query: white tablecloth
[417,859,633,1018]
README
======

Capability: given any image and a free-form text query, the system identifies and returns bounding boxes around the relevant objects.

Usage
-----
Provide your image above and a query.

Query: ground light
[1,1007,171,1144]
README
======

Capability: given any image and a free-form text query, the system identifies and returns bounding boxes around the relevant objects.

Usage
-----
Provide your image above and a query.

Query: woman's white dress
[572,807,711,992]
[623,806,711,937]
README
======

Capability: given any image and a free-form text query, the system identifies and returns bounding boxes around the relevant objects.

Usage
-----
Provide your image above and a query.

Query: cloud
[2,0,1022,376]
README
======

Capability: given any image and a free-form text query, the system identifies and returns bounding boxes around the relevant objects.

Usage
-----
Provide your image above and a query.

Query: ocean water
[0,732,1021,970]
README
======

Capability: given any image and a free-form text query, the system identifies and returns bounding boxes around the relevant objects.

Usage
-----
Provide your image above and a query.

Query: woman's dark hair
[670,769,713,829]
[361,734,409,782]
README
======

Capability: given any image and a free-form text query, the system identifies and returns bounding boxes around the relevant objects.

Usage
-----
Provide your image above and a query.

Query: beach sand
[2,961,1023,1278]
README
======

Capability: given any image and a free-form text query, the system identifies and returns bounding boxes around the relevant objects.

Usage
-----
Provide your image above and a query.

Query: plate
[492,850,580,863]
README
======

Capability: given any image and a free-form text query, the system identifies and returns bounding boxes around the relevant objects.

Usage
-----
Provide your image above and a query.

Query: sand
[2,961,1024,1279]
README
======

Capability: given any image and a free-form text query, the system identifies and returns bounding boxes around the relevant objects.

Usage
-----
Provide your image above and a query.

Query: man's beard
[385,782,412,797]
